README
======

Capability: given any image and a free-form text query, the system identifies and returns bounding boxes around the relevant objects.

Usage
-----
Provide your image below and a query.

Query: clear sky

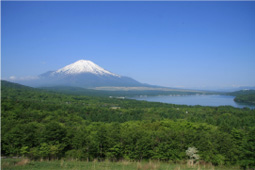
[2,1,255,90]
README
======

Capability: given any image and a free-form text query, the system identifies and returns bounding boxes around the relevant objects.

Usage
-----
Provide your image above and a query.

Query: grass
[1,158,240,170]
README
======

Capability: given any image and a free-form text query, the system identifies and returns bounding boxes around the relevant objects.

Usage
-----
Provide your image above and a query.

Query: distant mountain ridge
[14,60,150,88]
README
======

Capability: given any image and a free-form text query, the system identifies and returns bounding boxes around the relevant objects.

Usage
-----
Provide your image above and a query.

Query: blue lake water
[130,95,255,109]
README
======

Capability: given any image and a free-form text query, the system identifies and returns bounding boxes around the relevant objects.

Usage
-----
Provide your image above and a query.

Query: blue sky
[2,1,255,89]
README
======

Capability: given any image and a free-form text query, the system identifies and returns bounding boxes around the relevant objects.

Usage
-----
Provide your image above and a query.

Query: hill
[40,85,208,97]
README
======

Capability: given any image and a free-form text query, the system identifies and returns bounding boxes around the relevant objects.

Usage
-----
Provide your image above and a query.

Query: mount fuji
[16,60,148,88]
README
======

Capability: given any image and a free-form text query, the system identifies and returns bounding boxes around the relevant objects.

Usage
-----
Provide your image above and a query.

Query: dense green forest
[228,90,255,105]
[1,80,255,169]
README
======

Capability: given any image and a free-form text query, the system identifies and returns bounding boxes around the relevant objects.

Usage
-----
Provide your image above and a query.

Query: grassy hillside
[2,158,239,170]
[1,80,255,169]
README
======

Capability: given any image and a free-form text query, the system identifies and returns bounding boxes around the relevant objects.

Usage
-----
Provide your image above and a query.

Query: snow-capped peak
[53,60,120,77]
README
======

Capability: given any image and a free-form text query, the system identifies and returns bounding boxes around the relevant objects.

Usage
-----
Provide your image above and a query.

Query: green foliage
[1,80,255,169]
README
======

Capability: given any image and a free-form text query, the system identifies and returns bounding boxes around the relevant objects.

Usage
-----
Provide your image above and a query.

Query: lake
[130,95,255,109]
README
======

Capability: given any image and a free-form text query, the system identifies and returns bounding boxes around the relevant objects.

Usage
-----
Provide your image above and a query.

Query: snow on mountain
[51,60,120,77]
[52,60,120,77]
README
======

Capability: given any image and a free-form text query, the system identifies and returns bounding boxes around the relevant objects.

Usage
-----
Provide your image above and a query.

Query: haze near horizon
[2,1,255,90]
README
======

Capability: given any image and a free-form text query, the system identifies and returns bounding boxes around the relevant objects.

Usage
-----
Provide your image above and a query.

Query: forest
[1,80,255,169]
[229,90,255,105]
